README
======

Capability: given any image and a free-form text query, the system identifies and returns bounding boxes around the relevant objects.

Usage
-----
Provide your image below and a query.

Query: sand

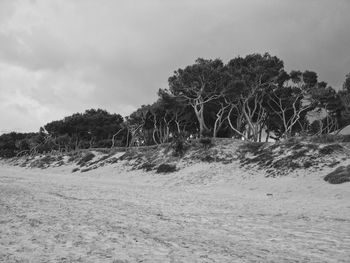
[0,162,349,262]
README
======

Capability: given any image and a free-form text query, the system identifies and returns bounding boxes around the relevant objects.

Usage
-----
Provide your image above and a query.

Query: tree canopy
[1,53,350,157]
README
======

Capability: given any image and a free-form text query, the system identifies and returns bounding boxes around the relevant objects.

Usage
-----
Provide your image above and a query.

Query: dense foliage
[0,109,126,157]
[1,53,350,157]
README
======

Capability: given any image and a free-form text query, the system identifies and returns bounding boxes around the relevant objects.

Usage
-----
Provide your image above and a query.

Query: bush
[199,137,213,148]
[139,162,156,171]
[324,165,350,184]
[201,129,212,138]
[309,134,342,143]
[0,149,15,158]
[342,135,350,142]
[67,151,82,162]
[200,154,216,162]
[81,167,96,173]
[94,139,112,148]
[71,167,80,173]
[319,144,343,155]
[77,152,95,166]
[303,161,312,168]
[171,136,188,157]
[29,156,57,168]
[239,142,265,155]
[156,163,177,173]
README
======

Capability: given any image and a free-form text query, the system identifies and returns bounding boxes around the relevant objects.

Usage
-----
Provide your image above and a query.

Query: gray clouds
[0,0,349,132]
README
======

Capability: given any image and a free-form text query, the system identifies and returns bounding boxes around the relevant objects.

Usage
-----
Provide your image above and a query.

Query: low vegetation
[156,163,177,173]
[77,152,95,167]
[4,138,349,183]
[237,139,349,177]
[324,165,350,184]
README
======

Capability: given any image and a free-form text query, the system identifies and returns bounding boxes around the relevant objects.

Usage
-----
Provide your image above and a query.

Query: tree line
[1,53,350,157]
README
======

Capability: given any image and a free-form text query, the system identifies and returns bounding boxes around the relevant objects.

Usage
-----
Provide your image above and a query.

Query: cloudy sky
[0,0,349,133]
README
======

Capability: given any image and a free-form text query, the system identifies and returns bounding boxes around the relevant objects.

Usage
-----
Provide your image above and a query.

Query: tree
[264,70,320,139]
[126,105,151,146]
[343,73,350,92]
[302,71,318,90]
[158,89,196,136]
[168,58,226,137]
[265,86,311,138]
[44,109,124,149]
[309,85,340,135]
[224,53,284,141]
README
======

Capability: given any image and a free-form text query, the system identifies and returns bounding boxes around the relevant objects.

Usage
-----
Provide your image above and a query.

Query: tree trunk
[258,125,263,142]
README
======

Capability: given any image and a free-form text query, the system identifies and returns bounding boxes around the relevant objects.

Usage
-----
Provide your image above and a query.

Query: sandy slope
[0,162,349,263]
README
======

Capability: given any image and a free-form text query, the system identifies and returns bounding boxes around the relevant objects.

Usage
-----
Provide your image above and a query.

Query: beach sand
[0,162,349,262]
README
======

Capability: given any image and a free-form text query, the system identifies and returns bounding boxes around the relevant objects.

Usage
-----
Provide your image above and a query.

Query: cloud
[0,0,349,132]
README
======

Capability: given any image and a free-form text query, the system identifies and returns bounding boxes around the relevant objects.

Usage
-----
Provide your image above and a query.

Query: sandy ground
[0,162,350,263]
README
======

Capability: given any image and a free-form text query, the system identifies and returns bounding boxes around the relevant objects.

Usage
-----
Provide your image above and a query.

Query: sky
[0,0,349,133]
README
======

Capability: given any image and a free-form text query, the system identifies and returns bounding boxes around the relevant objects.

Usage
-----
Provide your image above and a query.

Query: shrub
[201,155,215,162]
[201,129,212,138]
[324,165,350,184]
[199,137,213,148]
[156,163,177,173]
[71,167,80,173]
[309,134,342,143]
[319,144,343,155]
[77,152,95,166]
[171,136,188,157]
[342,135,350,142]
[94,139,112,148]
[328,161,340,168]
[81,167,95,173]
[284,137,302,147]
[139,162,156,171]
[0,149,16,158]
[29,156,57,168]
[303,161,312,168]
[67,152,82,162]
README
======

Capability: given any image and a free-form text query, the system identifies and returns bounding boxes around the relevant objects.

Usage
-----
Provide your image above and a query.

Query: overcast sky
[0,0,349,133]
